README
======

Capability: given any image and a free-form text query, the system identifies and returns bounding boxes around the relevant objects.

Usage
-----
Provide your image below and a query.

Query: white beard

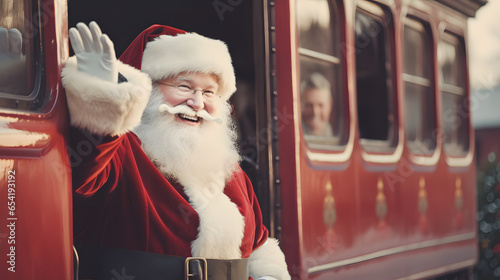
[135,86,241,190]
[135,86,246,258]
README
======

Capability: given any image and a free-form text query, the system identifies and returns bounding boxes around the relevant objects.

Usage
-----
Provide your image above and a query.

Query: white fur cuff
[62,56,152,136]
[249,238,291,280]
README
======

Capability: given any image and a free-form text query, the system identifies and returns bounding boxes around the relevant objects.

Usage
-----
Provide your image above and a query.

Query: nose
[186,91,205,111]
[312,105,322,117]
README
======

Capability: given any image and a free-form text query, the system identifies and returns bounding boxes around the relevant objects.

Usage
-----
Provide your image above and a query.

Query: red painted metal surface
[275,0,302,277]
[276,1,477,279]
[0,0,72,279]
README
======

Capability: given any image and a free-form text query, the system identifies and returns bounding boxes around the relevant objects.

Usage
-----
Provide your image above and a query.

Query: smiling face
[301,87,333,135]
[135,72,240,187]
[156,72,220,126]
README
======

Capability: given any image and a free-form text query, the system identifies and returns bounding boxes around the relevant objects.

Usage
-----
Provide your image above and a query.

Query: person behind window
[300,72,333,137]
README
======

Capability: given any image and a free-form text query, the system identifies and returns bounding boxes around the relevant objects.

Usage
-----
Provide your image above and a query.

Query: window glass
[403,18,436,155]
[297,0,335,56]
[0,0,35,97]
[355,4,396,150]
[439,32,469,156]
[297,0,346,150]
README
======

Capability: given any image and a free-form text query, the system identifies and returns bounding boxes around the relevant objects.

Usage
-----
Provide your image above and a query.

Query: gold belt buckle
[185,257,208,280]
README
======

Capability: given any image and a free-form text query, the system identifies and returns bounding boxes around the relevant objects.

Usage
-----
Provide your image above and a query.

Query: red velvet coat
[70,127,268,258]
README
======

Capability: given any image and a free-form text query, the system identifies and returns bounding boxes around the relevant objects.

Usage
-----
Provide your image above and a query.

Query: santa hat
[119,25,236,100]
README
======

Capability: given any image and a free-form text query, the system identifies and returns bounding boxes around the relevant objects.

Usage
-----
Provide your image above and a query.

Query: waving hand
[69,21,118,83]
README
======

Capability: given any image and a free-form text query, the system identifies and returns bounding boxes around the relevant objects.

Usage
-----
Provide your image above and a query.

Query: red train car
[0,0,487,279]
[0,0,72,279]
[276,1,483,278]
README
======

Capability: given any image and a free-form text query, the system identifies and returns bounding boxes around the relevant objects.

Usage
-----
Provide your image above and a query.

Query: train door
[66,0,278,233]
[0,0,73,279]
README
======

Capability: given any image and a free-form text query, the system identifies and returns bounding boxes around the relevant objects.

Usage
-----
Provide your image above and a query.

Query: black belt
[76,246,249,280]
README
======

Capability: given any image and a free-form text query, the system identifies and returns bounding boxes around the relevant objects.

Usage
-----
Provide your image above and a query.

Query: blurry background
[469,0,500,130]
[468,0,500,278]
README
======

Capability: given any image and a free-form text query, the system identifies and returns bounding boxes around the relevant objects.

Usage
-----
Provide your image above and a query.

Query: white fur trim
[249,238,291,280]
[183,181,244,259]
[142,33,236,100]
[62,56,152,136]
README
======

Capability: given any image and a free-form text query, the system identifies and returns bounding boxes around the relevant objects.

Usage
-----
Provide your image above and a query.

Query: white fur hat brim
[141,33,236,100]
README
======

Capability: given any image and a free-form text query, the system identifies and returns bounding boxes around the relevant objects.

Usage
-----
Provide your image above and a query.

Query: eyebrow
[174,76,192,83]
[175,75,218,90]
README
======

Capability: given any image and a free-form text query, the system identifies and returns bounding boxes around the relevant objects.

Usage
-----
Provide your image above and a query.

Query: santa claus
[62,22,290,280]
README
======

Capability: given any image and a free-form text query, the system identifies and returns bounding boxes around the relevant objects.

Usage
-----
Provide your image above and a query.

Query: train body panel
[0,0,72,279]
[277,0,479,278]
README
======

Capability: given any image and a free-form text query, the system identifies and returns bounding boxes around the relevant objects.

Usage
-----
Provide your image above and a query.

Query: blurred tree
[474,153,500,280]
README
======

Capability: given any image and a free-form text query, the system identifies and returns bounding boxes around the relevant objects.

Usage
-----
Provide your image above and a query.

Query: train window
[0,0,36,97]
[355,3,397,152]
[296,0,346,150]
[403,18,436,155]
[439,32,469,156]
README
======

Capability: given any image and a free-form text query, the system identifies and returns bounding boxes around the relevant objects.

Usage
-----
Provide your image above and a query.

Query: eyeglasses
[157,82,221,100]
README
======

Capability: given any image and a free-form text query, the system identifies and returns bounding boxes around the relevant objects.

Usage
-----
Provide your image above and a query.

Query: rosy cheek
[206,104,217,115]
[163,93,183,106]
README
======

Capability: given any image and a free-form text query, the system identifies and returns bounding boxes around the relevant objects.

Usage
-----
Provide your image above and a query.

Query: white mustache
[158,103,223,124]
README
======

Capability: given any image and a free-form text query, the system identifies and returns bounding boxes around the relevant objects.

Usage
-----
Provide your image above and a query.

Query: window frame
[295,0,352,163]
[438,30,471,161]
[0,0,46,112]
[402,16,439,164]
[354,1,400,160]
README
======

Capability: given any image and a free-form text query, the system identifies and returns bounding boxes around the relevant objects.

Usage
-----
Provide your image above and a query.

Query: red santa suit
[62,24,290,280]
[70,127,268,259]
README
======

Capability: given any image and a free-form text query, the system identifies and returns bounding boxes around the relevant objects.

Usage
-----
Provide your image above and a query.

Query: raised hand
[69,21,118,83]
